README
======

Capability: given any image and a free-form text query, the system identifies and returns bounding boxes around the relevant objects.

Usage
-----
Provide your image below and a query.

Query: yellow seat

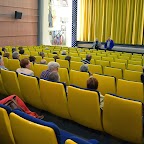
[56,59,69,69]
[59,55,67,60]
[131,58,142,61]
[128,60,142,65]
[68,86,103,131]
[44,57,54,63]
[69,53,79,57]
[3,57,8,68]
[115,59,128,65]
[34,64,47,78]
[30,51,38,56]
[93,74,116,95]
[48,53,58,58]
[102,57,114,62]
[35,56,42,63]
[18,73,45,110]
[1,69,23,100]
[40,80,70,119]
[79,54,86,59]
[118,56,129,60]
[117,79,143,102]
[93,56,101,60]
[90,59,95,65]
[8,59,20,71]
[95,60,110,68]
[19,55,30,60]
[65,139,77,144]
[127,64,142,72]
[24,50,30,55]
[70,61,83,71]
[0,74,7,95]
[104,67,122,80]
[123,69,142,82]
[103,94,142,143]
[10,113,58,144]
[0,108,15,144]
[88,64,103,74]
[58,68,70,85]
[111,62,126,70]
[70,70,89,88]
[71,56,81,62]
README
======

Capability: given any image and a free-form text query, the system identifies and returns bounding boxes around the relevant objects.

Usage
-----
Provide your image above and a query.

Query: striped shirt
[40,69,51,80]
[81,59,90,64]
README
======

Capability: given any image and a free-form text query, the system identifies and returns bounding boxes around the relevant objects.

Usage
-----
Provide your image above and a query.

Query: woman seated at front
[87,76,104,110]
[16,58,34,76]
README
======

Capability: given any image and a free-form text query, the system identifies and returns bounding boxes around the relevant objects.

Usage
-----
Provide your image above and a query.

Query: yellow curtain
[77,0,144,45]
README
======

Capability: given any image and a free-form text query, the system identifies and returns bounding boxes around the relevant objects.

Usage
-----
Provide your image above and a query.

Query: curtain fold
[77,0,144,45]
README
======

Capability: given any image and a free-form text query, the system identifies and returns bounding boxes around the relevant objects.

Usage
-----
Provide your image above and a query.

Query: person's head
[107,37,111,41]
[3,52,10,59]
[65,56,71,62]
[0,56,4,66]
[20,58,31,69]
[0,52,2,56]
[29,56,36,63]
[40,59,47,64]
[19,49,25,55]
[95,38,98,41]
[86,54,92,62]
[61,50,66,55]
[53,55,60,61]
[2,47,6,53]
[80,64,88,72]
[12,51,19,59]
[39,52,45,58]
[87,76,98,90]
[53,52,57,54]
[45,47,49,50]
[12,48,16,53]
[47,71,60,82]
[48,61,60,72]
[18,47,23,51]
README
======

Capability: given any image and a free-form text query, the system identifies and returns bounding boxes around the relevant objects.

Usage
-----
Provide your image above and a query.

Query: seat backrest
[115,59,128,65]
[30,51,38,56]
[8,59,20,71]
[43,57,55,63]
[70,70,89,88]
[65,139,77,144]
[93,74,116,95]
[104,67,122,80]
[111,62,126,70]
[128,60,142,65]
[123,69,142,82]
[3,57,9,68]
[56,59,69,69]
[1,69,23,100]
[0,74,7,95]
[103,94,142,143]
[35,56,42,63]
[19,55,30,60]
[127,64,142,72]
[88,64,103,74]
[18,73,45,110]
[58,68,70,85]
[102,57,114,62]
[96,60,110,67]
[0,108,15,144]
[68,86,103,131]
[70,61,83,71]
[40,79,70,119]
[117,79,143,102]
[10,113,58,144]
[71,56,81,62]
[34,64,48,78]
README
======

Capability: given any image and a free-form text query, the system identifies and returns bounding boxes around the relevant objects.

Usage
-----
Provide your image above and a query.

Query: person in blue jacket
[104,37,114,50]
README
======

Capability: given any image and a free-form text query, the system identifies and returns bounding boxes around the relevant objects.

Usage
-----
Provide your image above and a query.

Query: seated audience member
[19,49,25,55]
[53,52,57,54]
[91,38,101,50]
[45,47,49,50]
[53,55,60,62]
[0,52,2,55]
[18,47,23,51]
[40,61,60,80]
[80,64,92,76]
[65,56,71,62]
[0,56,8,70]
[29,56,36,64]
[3,52,10,59]
[47,71,60,82]
[40,59,47,65]
[61,50,67,55]
[39,52,45,58]
[16,58,34,76]
[2,47,7,53]
[12,48,17,53]
[81,54,92,64]
[141,66,144,83]
[104,37,114,50]
[87,76,104,110]
[12,51,20,60]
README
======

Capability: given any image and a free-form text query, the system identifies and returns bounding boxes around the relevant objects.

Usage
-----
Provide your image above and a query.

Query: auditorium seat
[0,74,7,95]
[69,53,79,57]
[93,74,116,95]
[43,57,55,63]
[70,61,83,71]
[56,59,69,69]
[70,70,89,88]
[111,62,126,71]
[35,56,42,63]
[117,79,143,102]
[8,59,20,71]
[30,51,39,56]
[103,94,142,143]
[18,73,45,110]
[19,55,30,60]
[115,59,128,65]
[59,68,70,85]
[1,69,24,100]
[3,57,8,68]
[95,60,110,68]
[128,60,142,65]
[123,69,142,82]
[71,56,81,62]
[102,57,114,62]
[40,80,71,119]
[88,64,103,74]
[68,86,103,131]
[127,64,142,72]
[34,64,47,78]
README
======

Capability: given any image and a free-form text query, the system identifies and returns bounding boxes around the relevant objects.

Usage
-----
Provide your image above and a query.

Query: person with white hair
[40,61,60,80]
[12,51,20,60]
[61,50,67,55]
[0,56,8,70]
[80,64,92,76]
[47,71,60,82]
[40,59,47,65]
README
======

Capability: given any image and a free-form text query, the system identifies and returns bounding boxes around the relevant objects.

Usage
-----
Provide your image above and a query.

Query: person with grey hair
[47,71,60,82]
[40,59,47,65]
[0,56,8,70]
[40,61,60,80]
[81,54,92,64]
[61,50,67,55]
[80,64,92,76]
[12,51,20,60]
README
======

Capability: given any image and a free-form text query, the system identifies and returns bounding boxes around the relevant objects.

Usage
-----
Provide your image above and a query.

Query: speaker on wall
[15,11,22,19]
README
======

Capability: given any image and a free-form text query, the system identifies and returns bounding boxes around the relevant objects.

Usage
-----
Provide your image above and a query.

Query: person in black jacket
[141,67,144,83]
